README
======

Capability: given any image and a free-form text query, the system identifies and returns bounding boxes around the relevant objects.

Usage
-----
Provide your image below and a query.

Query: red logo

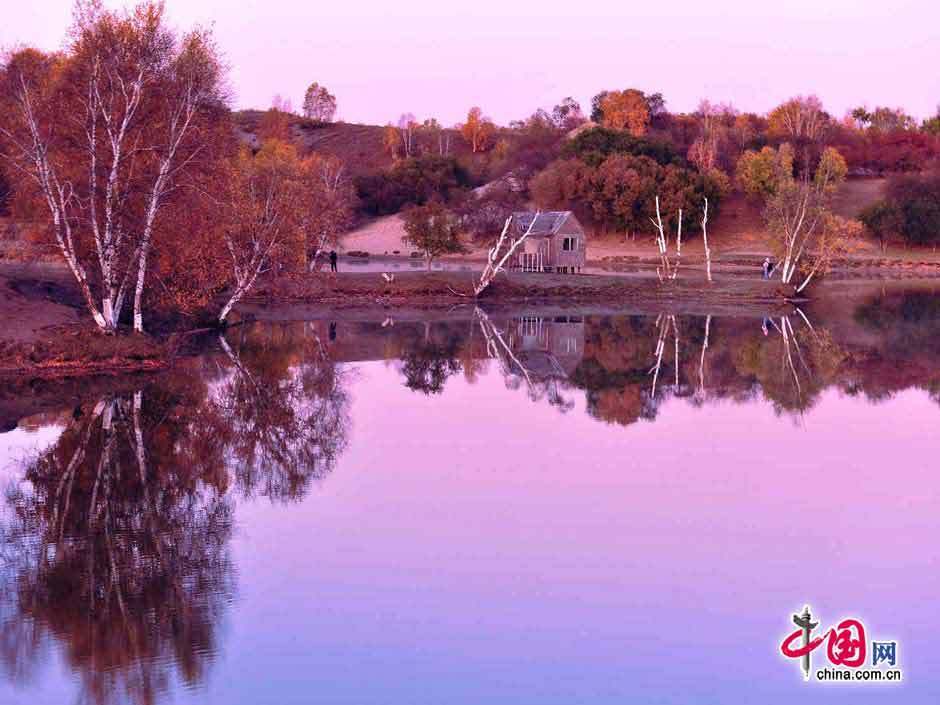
[780,606,868,680]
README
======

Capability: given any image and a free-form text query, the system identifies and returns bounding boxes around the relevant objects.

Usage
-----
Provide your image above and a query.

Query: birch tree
[460,107,495,153]
[302,154,353,271]
[650,196,682,282]
[701,197,713,282]
[217,141,308,323]
[0,2,226,333]
[302,82,336,123]
[473,213,540,296]
[762,146,848,291]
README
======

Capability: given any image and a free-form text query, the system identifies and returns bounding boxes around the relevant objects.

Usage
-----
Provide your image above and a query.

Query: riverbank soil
[0,262,83,342]
[0,263,168,375]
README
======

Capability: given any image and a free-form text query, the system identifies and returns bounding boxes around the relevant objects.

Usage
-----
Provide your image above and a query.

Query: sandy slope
[339,215,411,255]
[340,214,490,258]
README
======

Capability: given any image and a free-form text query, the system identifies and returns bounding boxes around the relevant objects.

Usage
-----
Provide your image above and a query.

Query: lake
[1,286,939,704]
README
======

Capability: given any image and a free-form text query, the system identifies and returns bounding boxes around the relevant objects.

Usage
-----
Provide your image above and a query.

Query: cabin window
[562,237,576,251]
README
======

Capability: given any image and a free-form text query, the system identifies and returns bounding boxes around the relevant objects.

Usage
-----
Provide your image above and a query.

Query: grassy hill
[233,110,501,182]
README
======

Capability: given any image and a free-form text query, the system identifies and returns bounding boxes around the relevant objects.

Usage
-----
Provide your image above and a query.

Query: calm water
[1,289,940,704]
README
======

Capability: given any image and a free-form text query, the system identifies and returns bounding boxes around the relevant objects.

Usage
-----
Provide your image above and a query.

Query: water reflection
[0,324,350,705]
[384,308,842,423]
[1,288,939,704]
[375,292,940,424]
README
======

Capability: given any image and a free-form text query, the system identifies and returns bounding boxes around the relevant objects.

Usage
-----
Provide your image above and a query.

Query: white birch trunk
[473,214,538,297]
[701,197,712,283]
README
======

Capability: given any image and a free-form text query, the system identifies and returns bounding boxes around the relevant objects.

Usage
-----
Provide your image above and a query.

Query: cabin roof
[512,211,575,237]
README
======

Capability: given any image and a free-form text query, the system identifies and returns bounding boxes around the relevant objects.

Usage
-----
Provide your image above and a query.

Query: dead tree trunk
[473,213,539,297]
[650,197,684,282]
[701,197,713,283]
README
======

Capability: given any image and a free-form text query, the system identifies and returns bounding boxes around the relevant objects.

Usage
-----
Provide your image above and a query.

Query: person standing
[329,250,338,273]
[762,257,771,280]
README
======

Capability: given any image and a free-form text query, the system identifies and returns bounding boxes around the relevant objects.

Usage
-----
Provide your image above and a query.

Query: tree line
[3,1,940,333]
[0,2,352,333]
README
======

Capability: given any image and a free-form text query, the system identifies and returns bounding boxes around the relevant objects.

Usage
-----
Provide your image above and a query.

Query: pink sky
[3,1,939,126]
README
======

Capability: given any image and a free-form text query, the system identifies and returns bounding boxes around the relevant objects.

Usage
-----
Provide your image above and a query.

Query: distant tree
[645,92,667,119]
[768,95,829,143]
[687,100,738,173]
[533,152,727,241]
[645,91,669,130]
[881,172,940,246]
[859,200,902,252]
[397,112,418,157]
[867,107,917,132]
[460,107,496,153]
[402,201,467,269]
[530,158,591,220]
[828,119,940,173]
[355,155,470,215]
[591,90,664,128]
[730,112,768,152]
[301,82,337,123]
[382,124,400,158]
[923,108,940,136]
[259,106,292,141]
[752,144,848,290]
[419,118,452,156]
[590,91,610,122]
[735,145,793,200]
[562,126,679,167]
[271,94,293,114]
[590,154,661,239]
[850,106,872,130]
[494,110,567,176]
[600,89,651,136]
[492,138,510,161]
[551,97,585,130]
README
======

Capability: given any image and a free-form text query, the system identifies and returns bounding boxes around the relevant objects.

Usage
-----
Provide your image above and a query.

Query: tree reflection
[0,322,351,704]
[566,309,845,425]
[0,390,233,705]
[216,325,349,502]
[397,322,463,395]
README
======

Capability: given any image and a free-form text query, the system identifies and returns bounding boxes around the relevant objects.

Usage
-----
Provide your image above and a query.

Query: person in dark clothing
[329,250,338,273]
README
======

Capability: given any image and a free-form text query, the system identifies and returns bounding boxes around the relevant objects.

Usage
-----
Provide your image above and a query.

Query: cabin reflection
[506,315,585,381]
[475,311,584,411]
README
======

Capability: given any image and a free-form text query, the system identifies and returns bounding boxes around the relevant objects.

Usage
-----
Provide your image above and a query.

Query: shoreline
[1,263,936,379]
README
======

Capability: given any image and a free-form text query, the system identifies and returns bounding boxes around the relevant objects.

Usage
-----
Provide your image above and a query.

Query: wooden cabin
[509,211,586,273]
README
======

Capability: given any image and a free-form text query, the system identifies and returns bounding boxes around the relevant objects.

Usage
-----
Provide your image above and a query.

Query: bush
[883,172,940,246]
[355,155,472,215]
[561,126,682,167]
